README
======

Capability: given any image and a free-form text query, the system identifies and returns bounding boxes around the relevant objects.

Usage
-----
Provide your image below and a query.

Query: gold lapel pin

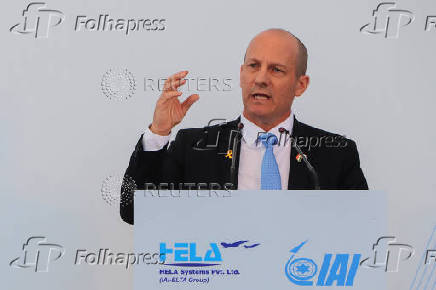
[225,149,233,159]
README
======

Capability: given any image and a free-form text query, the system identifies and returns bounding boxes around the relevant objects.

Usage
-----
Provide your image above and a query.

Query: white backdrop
[1,0,435,289]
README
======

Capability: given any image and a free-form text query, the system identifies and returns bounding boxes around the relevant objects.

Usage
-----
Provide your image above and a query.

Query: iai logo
[10,236,64,272]
[284,241,361,286]
[360,2,414,39]
[10,2,65,38]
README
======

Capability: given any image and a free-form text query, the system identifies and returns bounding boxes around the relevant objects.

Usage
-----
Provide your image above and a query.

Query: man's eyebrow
[245,57,259,63]
[269,62,287,68]
[245,58,288,68]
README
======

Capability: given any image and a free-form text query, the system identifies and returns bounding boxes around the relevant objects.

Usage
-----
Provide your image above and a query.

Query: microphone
[279,127,320,190]
[194,127,208,149]
[229,122,244,189]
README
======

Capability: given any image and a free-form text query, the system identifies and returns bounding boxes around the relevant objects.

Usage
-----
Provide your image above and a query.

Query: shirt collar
[239,111,294,147]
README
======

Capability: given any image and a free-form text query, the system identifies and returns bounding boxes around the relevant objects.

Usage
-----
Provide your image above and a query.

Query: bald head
[244,29,308,77]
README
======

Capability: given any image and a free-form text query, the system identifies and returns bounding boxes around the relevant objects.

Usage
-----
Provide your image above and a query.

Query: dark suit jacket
[120,117,368,224]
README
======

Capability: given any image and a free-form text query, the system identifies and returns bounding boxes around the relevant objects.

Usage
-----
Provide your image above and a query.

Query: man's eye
[273,67,283,72]
[248,63,258,68]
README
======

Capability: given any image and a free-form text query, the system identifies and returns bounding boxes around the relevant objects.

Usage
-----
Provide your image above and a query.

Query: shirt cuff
[142,127,170,151]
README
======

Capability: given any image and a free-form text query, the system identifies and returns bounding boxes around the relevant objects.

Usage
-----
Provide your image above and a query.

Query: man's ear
[239,65,243,88]
[295,75,310,97]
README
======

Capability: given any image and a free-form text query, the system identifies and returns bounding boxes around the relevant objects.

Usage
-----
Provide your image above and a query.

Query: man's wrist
[143,125,171,151]
[149,124,171,136]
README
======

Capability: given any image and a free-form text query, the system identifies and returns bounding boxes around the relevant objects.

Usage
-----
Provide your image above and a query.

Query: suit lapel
[288,117,313,189]
[213,118,241,189]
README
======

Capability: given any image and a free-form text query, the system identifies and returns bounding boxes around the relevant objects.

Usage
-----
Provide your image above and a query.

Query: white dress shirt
[142,112,294,190]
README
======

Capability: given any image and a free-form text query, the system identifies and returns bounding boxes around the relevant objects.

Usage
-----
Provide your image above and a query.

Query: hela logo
[159,242,222,267]
[285,241,361,286]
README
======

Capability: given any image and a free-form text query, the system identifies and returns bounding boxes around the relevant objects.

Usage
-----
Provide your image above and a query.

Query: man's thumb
[181,94,199,114]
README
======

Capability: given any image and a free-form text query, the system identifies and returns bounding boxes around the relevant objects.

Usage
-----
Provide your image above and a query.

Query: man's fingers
[172,79,187,91]
[181,94,200,114]
[163,78,186,91]
[163,70,188,91]
[170,70,189,81]
[160,90,183,102]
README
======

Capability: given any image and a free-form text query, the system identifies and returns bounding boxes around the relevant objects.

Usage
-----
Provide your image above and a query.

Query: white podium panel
[134,190,387,289]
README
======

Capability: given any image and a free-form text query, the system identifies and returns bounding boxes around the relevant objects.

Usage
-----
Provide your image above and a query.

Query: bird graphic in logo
[220,240,260,249]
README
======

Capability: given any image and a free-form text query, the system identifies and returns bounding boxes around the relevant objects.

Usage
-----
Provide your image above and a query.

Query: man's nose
[254,67,270,88]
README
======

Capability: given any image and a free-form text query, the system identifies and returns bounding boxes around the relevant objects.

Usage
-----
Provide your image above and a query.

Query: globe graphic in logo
[287,258,318,281]
[101,174,137,206]
[101,68,136,100]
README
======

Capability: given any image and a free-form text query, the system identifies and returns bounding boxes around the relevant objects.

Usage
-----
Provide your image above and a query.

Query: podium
[134,190,386,289]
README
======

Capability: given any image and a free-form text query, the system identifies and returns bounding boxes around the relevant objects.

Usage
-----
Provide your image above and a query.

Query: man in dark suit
[120,29,368,225]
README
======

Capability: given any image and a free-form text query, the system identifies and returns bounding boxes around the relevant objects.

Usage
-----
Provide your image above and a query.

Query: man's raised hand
[150,71,199,136]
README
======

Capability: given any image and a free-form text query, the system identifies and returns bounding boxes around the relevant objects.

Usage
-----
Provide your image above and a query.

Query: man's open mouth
[251,93,271,100]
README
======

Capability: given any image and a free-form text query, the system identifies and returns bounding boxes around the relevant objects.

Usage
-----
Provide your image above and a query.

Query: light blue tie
[259,133,282,190]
